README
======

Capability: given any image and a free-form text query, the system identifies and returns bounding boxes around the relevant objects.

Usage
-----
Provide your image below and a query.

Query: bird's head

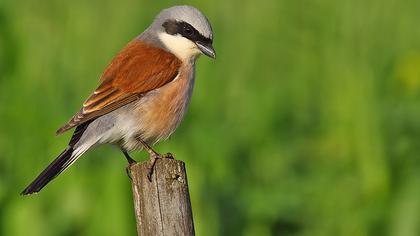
[148,5,216,61]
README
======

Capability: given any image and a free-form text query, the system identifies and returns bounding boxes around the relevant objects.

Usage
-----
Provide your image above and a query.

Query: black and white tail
[21,147,78,195]
[21,122,92,195]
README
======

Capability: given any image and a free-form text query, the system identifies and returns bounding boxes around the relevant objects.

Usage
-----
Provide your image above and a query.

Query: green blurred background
[1,0,420,235]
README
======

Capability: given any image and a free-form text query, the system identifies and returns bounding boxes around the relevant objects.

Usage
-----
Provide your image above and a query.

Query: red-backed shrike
[22,5,215,195]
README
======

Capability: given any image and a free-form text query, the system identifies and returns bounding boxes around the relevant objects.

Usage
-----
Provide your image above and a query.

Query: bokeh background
[1,0,420,235]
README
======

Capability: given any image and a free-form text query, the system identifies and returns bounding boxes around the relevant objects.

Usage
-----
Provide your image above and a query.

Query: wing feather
[56,39,181,135]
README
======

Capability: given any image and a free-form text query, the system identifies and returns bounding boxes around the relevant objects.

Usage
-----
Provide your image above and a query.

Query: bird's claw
[126,162,136,180]
[145,152,175,181]
[163,152,174,159]
[146,153,159,182]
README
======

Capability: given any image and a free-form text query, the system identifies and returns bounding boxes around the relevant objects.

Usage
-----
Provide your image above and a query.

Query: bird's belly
[118,73,195,151]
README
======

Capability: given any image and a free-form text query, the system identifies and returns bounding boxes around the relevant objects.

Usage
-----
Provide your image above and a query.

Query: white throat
[158,32,201,61]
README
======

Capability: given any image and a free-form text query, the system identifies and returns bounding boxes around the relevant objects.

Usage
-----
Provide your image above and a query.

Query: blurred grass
[1,0,420,235]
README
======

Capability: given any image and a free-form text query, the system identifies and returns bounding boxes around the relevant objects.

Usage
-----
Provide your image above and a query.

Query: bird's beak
[196,41,216,59]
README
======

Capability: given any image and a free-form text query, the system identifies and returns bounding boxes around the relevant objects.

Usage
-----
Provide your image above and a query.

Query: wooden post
[129,158,195,236]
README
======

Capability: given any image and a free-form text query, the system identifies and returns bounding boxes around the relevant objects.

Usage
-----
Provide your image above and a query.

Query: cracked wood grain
[129,158,195,236]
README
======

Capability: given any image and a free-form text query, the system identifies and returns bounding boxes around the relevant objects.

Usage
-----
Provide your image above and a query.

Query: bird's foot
[162,152,174,159]
[126,162,136,180]
[135,138,175,181]
[122,150,137,180]
[146,152,175,181]
[146,152,160,181]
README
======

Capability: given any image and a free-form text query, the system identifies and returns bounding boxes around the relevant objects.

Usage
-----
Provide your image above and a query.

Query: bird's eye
[184,26,194,36]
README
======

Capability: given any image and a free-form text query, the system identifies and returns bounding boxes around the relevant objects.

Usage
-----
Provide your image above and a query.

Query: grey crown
[148,5,213,40]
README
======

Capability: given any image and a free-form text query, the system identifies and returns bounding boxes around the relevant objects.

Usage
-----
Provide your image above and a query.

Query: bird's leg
[137,139,174,181]
[122,150,137,164]
[122,149,136,180]
[138,140,160,181]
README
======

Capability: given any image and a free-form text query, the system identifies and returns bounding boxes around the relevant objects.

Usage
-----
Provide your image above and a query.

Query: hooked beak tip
[196,42,216,59]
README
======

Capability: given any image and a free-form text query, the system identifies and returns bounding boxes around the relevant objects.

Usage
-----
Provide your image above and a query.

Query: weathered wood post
[129,158,195,236]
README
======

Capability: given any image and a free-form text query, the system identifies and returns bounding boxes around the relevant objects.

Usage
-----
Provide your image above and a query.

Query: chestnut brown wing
[56,40,181,135]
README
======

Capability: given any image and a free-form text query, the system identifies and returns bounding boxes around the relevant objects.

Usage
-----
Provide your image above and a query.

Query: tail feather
[21,147,79,195]
[22,122,93,195]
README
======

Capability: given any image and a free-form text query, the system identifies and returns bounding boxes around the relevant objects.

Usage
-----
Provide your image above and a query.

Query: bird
[21,5,215,195]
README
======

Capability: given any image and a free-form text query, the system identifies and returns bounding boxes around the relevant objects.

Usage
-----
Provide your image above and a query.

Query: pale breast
[123,64,196,149]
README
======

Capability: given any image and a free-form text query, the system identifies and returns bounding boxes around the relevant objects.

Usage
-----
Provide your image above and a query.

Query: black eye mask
[162,20,212,45]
